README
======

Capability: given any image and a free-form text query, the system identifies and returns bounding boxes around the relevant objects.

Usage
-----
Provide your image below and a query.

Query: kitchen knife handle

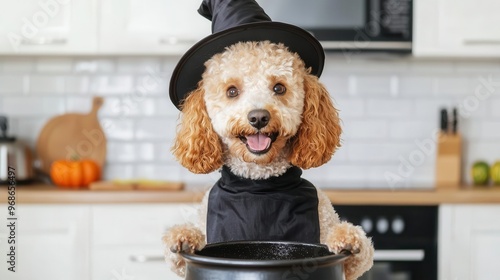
[440,108,448,134]
[452,107,458,134]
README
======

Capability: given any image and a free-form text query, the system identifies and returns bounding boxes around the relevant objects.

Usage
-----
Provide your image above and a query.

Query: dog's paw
[162,224,205,277]
[324,222,374,280]
[163,224,205,254]
[325,222,363,255]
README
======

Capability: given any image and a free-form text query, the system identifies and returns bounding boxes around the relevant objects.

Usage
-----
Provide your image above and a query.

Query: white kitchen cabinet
[99,0,211,54]
[439,204,500,280]
[0,0,98,54]
[414,0,500,57]
[91,203,198,280]
[0,205,90,280]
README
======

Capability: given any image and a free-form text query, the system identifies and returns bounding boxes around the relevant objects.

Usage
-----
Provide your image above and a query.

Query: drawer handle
[21,37,67,45]
[129,255,165,263]
[158,37,197,45]
[463,39,500,45]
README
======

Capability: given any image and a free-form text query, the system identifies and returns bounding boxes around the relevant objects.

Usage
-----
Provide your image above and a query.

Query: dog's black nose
[248,109,270,129]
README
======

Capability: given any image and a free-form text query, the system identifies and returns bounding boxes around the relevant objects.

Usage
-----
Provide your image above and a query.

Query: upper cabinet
[414,0,500,57]
[99,0,211,54]
[0,0,97,54]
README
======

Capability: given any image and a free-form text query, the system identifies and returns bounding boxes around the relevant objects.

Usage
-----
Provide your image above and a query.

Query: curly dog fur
[164,41,373,279]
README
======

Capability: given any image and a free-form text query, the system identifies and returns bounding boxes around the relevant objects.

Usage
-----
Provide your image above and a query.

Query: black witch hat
[169,0,325,109]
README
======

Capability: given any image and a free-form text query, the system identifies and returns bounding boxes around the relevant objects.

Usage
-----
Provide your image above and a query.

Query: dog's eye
[226,86,239,98]
[273,83,286,95]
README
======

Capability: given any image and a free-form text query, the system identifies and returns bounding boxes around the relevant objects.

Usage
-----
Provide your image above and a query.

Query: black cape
[207,165,320,244]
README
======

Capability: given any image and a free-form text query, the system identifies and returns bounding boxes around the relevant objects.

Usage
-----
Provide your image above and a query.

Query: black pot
[181,241,350,280]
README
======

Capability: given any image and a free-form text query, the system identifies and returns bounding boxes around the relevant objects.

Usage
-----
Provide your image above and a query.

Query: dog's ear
[172,86,223,174]
[289,74,342,169]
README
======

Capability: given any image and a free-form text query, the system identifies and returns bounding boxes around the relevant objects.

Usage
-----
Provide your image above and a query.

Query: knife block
[435,132,462,189]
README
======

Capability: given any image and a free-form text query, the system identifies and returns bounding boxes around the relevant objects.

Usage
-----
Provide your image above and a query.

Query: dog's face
[172,41,341,176]
[202,41,306,165]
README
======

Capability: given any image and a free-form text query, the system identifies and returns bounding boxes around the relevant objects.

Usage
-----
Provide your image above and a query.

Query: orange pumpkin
[50,159,101,188]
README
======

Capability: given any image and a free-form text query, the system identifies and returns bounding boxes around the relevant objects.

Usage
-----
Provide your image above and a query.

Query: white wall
[0,54,499,189]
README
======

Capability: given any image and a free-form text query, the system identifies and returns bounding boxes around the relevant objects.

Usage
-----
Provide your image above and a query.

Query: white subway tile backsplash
[342,120,388,139]
[0,58,34,73]
[414,98,456,119]
[347,142,414,163]
[100,118,134,140]
[134,74,170,95]
[389,121,436,139]
[366,98,413,117]
[104,164,135,180]
[334,98,365,118]
[89,75,134,94]
[74,59,116,73]
[0,75,27,93]
[398,75,435,96]
[408,60,455,74]
[156,141,177,163]
[136,164,183,181]
[322,75,350,96]
[16,117,49,146]
[354,75,393,95]
[137,142,156,161]
[135,118,176,140]
[107,142,136,162]
[64,76,89,93]
[117,58,162,73]
[1,56,500,189]
[36,58,73,73]
[2,97,65,116]
[462,121,500,139]
[29,75,65,94]
[454,61,500,73]
[491,99,500,117]
[435,76,475,95]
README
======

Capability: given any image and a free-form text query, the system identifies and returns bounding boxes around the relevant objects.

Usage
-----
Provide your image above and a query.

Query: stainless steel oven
[256,0,412,52]
[334,205,438,280]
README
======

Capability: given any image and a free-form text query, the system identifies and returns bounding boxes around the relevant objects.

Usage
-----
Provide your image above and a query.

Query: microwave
[256,0,412,52]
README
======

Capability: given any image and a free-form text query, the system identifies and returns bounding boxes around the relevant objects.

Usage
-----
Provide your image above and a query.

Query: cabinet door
[99,0,211,54]
[91,203,199,280]
[0,0,97,54]
[0,205,90,280]
[414,0,500,57]
[439,204,500,280]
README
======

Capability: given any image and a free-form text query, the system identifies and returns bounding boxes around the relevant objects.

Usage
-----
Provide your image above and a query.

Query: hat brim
[169,21,325,109]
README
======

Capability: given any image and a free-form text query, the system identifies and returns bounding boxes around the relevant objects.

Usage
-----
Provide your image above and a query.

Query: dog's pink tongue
[246,133,271,151]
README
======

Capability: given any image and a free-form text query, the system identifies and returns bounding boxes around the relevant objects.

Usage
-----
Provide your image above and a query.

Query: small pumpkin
[50,159,101,188]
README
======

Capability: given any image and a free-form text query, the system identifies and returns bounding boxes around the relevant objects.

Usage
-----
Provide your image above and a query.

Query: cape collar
[219,165,304,193]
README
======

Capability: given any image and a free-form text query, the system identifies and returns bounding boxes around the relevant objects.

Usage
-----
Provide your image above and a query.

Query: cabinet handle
[463,39,500,45]
[21,37,67,45]
[158,37,197,45]
[129,255,165,263]
[373,249,425,261]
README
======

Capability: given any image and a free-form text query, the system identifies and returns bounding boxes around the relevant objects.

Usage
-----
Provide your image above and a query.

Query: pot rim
[180,241,350,267]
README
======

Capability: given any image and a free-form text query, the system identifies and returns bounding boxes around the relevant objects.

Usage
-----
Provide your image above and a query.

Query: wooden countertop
[2,184,500,205]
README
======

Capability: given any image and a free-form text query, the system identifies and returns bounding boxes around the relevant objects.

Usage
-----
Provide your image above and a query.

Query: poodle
[163,41,374,280]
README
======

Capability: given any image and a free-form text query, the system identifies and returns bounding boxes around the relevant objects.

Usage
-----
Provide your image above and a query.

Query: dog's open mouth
[239,132,278,154]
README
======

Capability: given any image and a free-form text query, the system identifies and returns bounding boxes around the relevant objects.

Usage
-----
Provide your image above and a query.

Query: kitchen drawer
[92,204,199,246]
[0,205,90,280]
[92,246,179,280]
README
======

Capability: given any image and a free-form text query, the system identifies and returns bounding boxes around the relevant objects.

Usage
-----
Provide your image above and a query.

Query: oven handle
[373,249,425,262]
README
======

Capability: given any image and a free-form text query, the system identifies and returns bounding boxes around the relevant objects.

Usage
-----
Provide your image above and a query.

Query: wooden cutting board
[36,97,107,174]
[89,180,184,191]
